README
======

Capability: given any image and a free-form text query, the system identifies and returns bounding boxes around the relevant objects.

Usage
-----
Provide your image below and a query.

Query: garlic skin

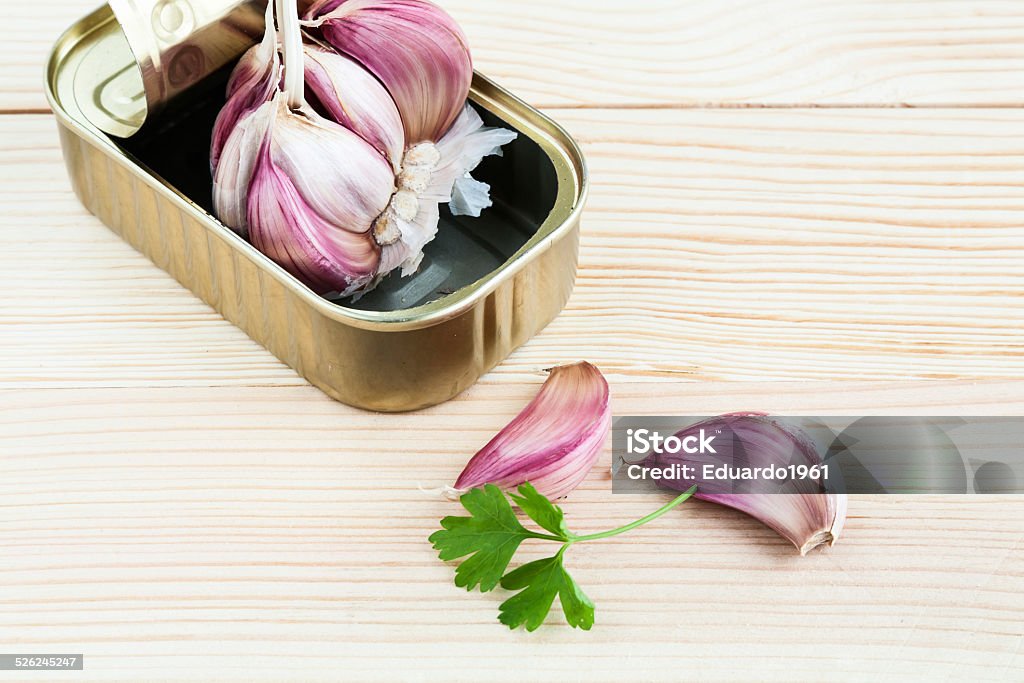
[303,0,473,145]
[640,414,847,555]
[211,1,280,172]
[374,105,517,277]
[429,105,517,219]
[454,363,611,500]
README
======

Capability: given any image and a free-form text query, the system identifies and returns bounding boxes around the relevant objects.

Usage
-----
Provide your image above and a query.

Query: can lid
[92,0,268,137]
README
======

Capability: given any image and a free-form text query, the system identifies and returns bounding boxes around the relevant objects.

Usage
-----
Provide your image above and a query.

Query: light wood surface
[2,0,1023,680]
[13,0,1024,111]
[6,110,1024,385]
[2,383,1023,681]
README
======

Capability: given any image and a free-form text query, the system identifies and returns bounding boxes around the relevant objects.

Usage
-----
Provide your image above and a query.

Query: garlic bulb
[639,414,847,555]
[454,363,611,500]
[303,0,473,145]
[211,0,515,297]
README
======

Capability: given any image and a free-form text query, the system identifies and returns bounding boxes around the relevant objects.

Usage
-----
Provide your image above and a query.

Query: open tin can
[46,2,587,412]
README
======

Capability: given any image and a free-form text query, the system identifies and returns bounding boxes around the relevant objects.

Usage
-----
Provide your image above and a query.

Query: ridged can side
[55,118,580,412]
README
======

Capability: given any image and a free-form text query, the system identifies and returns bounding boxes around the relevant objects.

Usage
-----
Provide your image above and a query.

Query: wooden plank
[18,0,1024,113]
[0,383,1021,680]
[3,110,1024,388]
[10,3,1024,680]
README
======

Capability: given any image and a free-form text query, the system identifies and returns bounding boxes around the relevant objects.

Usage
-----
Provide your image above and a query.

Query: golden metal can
[46,4,587,412]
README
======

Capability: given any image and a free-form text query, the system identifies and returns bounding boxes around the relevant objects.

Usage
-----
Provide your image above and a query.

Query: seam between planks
[11,102,1024,116]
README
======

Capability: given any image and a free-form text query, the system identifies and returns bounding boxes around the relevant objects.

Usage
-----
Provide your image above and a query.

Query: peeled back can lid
[88,1,309,138]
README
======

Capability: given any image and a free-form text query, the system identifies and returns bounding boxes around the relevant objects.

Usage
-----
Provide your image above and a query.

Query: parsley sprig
[429,483,698,632]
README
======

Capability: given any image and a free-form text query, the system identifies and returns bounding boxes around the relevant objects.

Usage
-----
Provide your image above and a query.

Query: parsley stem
[569,485,698,543]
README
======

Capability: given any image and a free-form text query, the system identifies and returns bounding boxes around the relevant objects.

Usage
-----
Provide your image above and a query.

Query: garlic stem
[277,0,306,110]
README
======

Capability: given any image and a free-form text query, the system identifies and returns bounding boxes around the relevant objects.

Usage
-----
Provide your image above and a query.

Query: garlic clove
[302,44,405,173]
[247,149,381,295]
[212,100,276,239]
[303,0,474,145]
[454,362,611,500]
[211,1,279,171]
[641,414,848,555]
[216,95,392,297]
[269,101,396,236]
[214,0,391,296]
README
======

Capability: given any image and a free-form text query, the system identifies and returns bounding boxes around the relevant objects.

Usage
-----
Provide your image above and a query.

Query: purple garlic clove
[641,414,848,555]
[455,362,612,500]
[303,0,474,145]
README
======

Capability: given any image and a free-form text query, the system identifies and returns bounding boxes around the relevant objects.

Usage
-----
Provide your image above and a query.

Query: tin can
[46,4,587,412]
[103,1,317,137]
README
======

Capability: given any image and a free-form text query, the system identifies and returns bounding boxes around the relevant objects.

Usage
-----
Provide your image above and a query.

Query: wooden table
[2,1,1022,679]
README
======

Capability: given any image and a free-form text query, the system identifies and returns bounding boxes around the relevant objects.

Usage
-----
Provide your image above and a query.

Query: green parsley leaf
[508,483,572,539]
[431,482,695,632]
[498,552,595,632]
[429,484,548,592]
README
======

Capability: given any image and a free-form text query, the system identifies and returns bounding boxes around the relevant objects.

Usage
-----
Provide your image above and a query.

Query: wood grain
[0,382,1021,681]
[6,1,1024,679]
[16,0,1024,113]
[4,110,1024,388]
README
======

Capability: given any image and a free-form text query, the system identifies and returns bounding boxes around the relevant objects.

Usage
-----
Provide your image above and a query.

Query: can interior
[112,66,558,313]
